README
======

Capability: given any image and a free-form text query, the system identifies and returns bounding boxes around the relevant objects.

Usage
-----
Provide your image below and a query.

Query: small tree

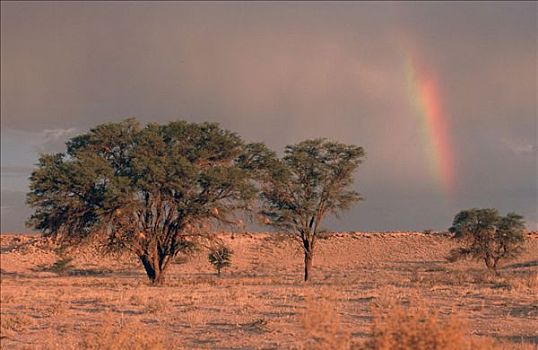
[260,139,366,281]
[27,118,268,285]
[448,208,526,274]
[208,244,233,276]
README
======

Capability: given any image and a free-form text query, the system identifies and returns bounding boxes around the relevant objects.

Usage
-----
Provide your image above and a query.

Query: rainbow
[403,48,456,196]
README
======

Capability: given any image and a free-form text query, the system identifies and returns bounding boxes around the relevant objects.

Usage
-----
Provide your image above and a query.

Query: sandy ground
[1,232,537,349]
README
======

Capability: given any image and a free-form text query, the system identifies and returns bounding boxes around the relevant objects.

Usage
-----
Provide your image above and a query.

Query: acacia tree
[448,208,526,274]
[260,139,366,281]
[27,118,268,285]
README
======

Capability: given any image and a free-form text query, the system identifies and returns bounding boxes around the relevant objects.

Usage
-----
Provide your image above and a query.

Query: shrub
[208,244,233,276]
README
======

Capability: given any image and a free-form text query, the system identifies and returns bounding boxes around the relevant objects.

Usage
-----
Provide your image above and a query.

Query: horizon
[1,2,536,232]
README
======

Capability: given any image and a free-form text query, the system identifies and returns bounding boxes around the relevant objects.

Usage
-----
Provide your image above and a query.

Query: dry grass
[77,316,172,350]
[1,313,36,334]
[505,272,538,292]
[300,292,351,350]
[364,303,500,350]
[1,232,537,349]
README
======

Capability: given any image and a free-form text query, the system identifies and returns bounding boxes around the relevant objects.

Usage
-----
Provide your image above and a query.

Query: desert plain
[1,231,537,349]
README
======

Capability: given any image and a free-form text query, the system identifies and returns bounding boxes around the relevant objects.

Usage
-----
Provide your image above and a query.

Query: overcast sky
[1,1,536,232]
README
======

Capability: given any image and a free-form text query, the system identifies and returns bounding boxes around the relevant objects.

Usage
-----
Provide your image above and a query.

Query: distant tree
[260,139,366,281]
[448,208,526,274]
[208,244,233,276]
[26,118,269,285]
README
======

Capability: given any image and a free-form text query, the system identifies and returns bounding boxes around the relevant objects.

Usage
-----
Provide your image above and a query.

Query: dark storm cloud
[0,190,31,232]
[1,2,536,231]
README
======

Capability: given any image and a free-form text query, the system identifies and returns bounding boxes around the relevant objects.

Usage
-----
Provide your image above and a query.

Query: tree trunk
[304,251,313,282]
[140,254,167,285]
[484,256,492,269]
[153,267,166,285]
[484,255,499,275]
[492,257,501,276]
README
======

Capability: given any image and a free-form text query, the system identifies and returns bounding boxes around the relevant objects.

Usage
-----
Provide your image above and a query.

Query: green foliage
[260,138,366,281]
[448,208,526,273]
[26,118,267,284]
[208,244,233,276]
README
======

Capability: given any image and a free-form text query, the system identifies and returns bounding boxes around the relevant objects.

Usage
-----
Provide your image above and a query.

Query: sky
[1,1,536,232]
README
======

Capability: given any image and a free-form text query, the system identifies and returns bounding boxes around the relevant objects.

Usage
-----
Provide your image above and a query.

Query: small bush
[208,244,233,276]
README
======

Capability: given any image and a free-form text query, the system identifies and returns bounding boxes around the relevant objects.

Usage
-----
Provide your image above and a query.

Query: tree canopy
[448,208,526,273]
[260,138,366,281]
[27,118,268,284]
